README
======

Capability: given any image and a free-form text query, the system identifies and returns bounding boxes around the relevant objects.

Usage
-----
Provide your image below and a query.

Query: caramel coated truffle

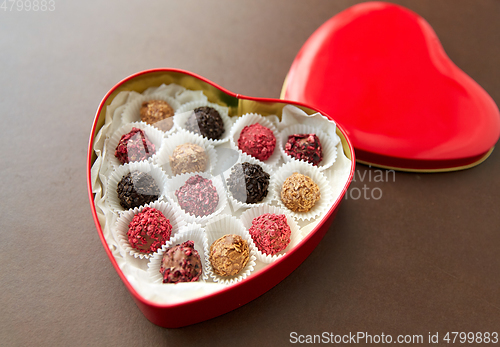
[160,241,202,283]
[140,100,175,132]
[280,172,320,212]
[209,234,249,277]
[169,143,208,176]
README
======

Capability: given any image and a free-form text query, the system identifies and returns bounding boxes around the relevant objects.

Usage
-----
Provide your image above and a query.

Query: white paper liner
[166,172,227,225]
[204,214,257,285]
[121,93,181,136]
[106,162,168,213]
[271,161,333,221]
[90,88,353,305]
[142,83,206,103]
[147,223,209,282]
[105,122,164,168]
[279,124,337,171]
[223,152,275,213]
[154,132,218,177]
[229,113,282,167]
[212,146,240,176]
[239,205,302,264]
[174,100,232,145]
[114,200,187,259]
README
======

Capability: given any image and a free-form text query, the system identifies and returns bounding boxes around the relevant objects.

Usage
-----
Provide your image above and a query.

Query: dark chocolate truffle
[117,171,160,210]
[249,213,291,256]
[285,133,323,166]
[160,240,202,283]
[281,172,320,212]
[209,234,249,277]
[140,100,175,132]
[115,127,155,164]
[169,143,208,176]
[227,162,270,204]
[184,106,224,140]
[175,175,219,217]
[127,207,172,253]
[237,123,276,161]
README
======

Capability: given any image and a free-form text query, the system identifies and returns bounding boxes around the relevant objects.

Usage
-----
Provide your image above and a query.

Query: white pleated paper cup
[204,214,257,285]
[114,200,187,259]
[229,113,282,167]
[174,89,208,105]
[106,162,168,213]
[240,205,302,264]
[147,223,209,283]
[173,100,232,145]
[106,122,164,168]
[271,161,333,221]
[223,152,275,211]
[279,124,337,171]
[154,132,217,177]
[121,93,181,135]
[166,172,227,225]
[213,147,240,176]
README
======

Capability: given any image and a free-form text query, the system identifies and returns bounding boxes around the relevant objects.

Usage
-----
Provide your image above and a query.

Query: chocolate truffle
[227,162,270,204]
[209,234,249,277]
[169,143,208,176]
[281,172,321,212]
[175,175,219,217]
[237,123,276,161]
[249,213,291,256]
[117,171,160,210]
[140,100,175,132]
[285,133,323,166]
[184,106,225,140]
[115,127,155,164]
[159,240,202,283]
[127,207,172,253]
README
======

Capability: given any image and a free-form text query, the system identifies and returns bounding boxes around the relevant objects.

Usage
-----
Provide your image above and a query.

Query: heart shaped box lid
[282,1,500,172]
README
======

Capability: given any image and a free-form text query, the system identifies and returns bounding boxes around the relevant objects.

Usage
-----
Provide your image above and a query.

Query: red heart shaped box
[87,68,355,328]
[283,2,500,172]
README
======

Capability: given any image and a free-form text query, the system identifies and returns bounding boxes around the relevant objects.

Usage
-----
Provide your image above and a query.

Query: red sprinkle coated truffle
[237,123,276,161]
[285,133,323,166]
[127,207,172,253]
[115,127,155,164]
[160,241,202,284]
[249,213,291,256]
[175,175,219,217]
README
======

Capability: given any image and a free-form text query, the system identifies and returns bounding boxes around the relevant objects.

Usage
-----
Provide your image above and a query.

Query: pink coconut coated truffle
[248,213,291,256]
[115,127,155,164]
[237,123,276,161]
[127,207,172,253]
[175,175,219,217]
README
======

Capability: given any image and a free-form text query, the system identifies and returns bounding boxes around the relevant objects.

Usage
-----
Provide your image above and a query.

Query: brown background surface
[1,0,499,346]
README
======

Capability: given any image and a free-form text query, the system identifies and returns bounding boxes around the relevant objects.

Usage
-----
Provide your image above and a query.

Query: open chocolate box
[87,68,355,328]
